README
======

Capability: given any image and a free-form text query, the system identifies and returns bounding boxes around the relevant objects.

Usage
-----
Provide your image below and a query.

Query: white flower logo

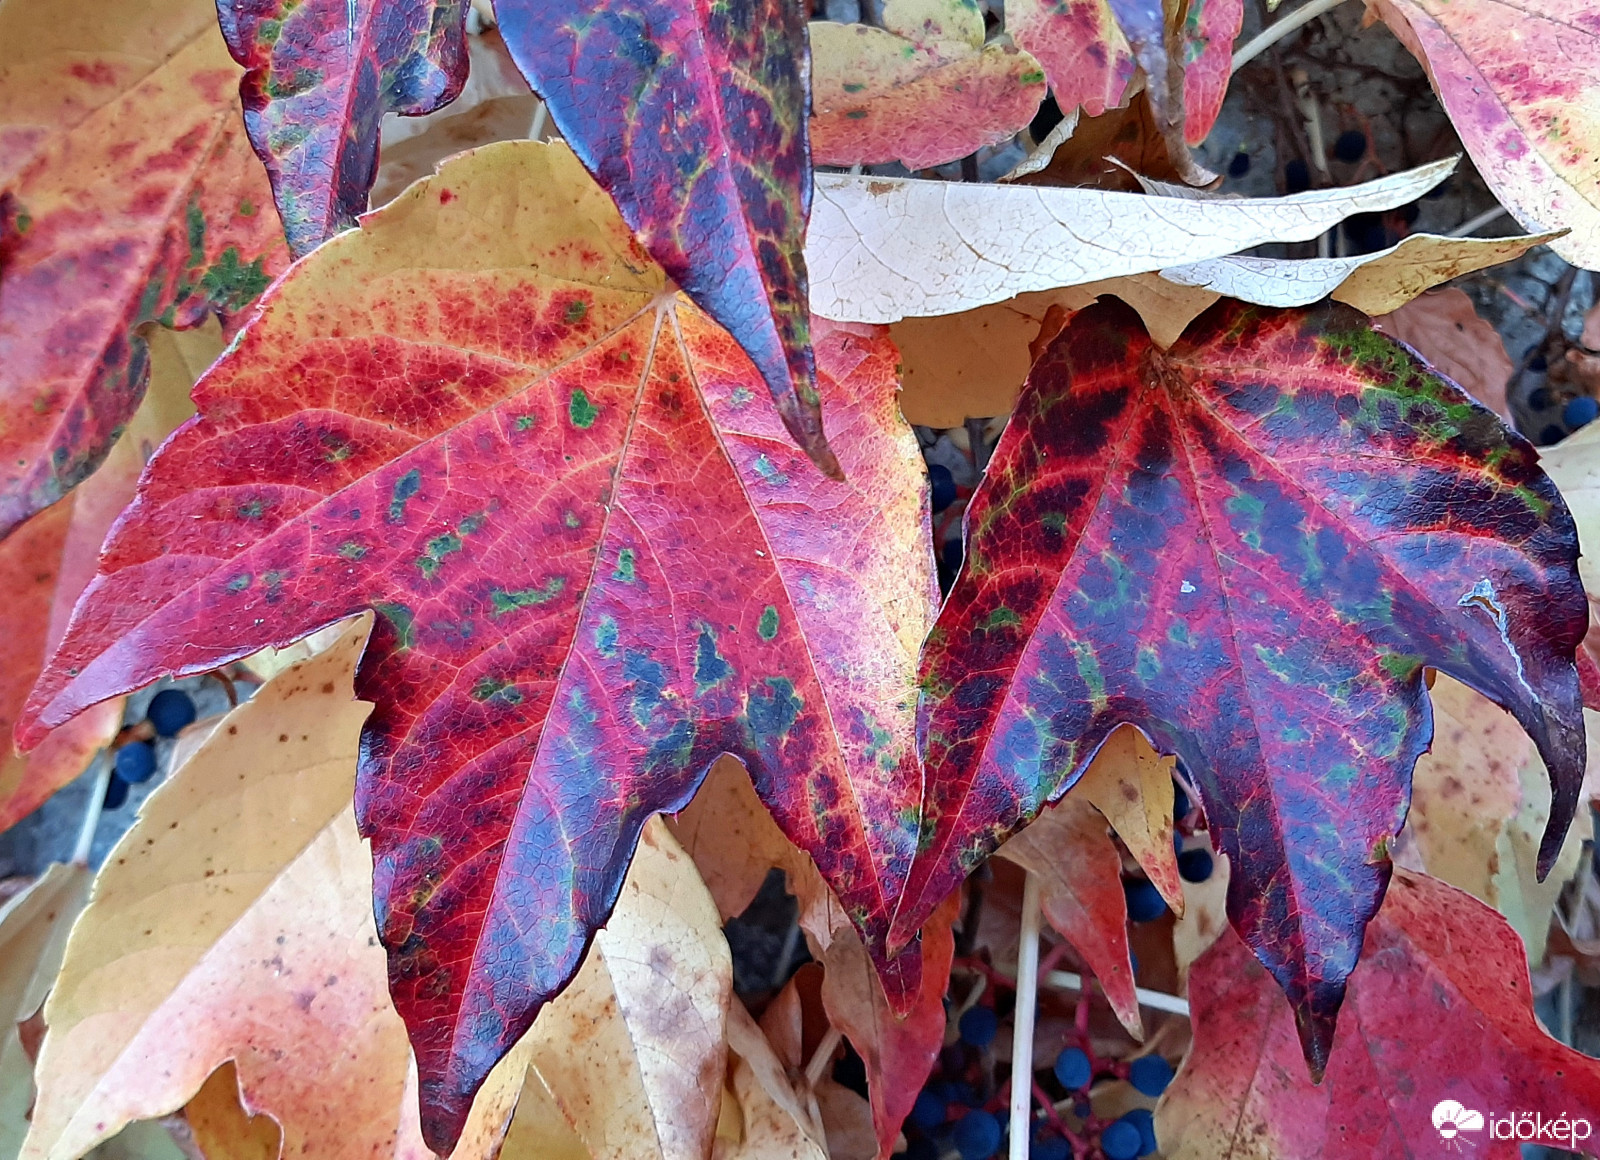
[1433,1100,1486,1141]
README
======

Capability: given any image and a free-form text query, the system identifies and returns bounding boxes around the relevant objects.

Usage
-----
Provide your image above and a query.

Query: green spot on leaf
[373,602,415,650]
[389,469,421,523]
[490,577,567,615]
[613,548,637,583]
[758,605,780,641]
[569,388,599,429]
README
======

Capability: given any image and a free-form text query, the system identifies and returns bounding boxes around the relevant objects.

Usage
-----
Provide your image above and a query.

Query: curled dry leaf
[20,618,527,1160]
[672,756,845,955]
[0,865,90,1160]
[1007,95,1185,192]
[1373,288,1516,422]
[914,299,1586,1075]
[809,0,1045,171]
[1160,230,1555,321]
[505,819,733,1160]
[1366,0,1600,269]
[715,1003,828,1160]
[0,322,210,833]
[20,142,938,1153]
[808,157,1456,323]
[1157,870,1600,1159]
[0,0,286,540]
[493,0,838,476]
[677,756,956,1160]
[216,0,470,256]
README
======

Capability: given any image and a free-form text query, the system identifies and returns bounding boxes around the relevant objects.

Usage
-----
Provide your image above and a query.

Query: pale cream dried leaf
[0,864,89,1160]
[510,818,733,1160]
[807,158,1456,323]
[21,618,524,1160]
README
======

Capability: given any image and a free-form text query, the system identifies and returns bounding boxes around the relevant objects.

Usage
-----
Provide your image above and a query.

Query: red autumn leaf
[910,298,1586,1074]
[821,891,959,1159]
[809,0,1046,171]
[0,0,287,540]
[1159,868,1600,1158]
[20,143,936,1154]
[216,0,470,256]
[1367,0,1600,269]
[492,0,838,479]
[1005,0,1241,148]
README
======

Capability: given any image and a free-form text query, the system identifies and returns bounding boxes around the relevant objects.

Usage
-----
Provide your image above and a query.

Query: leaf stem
[804,1026,843,1089]
[1008,870,1042,1160]
[1232,0,1351,73]
[71,752,111,867]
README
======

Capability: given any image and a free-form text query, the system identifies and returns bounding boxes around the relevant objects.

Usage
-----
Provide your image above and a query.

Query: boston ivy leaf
[810,0,1046,171]
[909,298,1586,1073]
[1368,0,1600,269]
[1158,869,1600,1158]
[492,0,839,479]
[20,142,936,1154]
[216,0,471,256]
[0,0,287,540]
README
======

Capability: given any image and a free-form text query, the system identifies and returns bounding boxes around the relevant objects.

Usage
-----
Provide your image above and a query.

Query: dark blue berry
[1333,129,1367,163]
[1121,1108,1158,1156]
[1172,782,1190,821]
[1101,1118,1142,1160]
[1528,386,1554,410]
[146,688,196,737]
[103,774,130,810]
[114,740,157,784]
[1227,151,1250,178]
[1530,353,1548,373]
[1539,424,1566,445]
[906,1136,941,1160]
[910,1089,947,1131]
[1177,848,1214,883]
[1053,1045,1092,1090]
[1123,878,1167,923]
[1129,949,1139,975]
[1031,1131,1072,1160]
[929,463,958,513]
[1129,1054,1175,1097]
[959,1005,999,1048]
[1424,175,1453,200]
[1284,158,1310,194]
[953,1109,1003,1160]
[1564,395,1599,429]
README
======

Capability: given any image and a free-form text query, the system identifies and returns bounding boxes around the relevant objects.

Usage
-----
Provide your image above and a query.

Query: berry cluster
[101,688,197,810]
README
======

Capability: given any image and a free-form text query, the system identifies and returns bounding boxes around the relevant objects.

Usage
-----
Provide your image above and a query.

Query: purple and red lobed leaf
[908,298,1586,1073]
[20,142,936,1153]
[216,0,470,256]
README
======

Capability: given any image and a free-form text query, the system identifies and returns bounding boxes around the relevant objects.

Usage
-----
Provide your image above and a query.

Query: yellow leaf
[504,819,733,1160]
[22,618,524,1160]
[0,864,90,1160]
[1073,726,1182,914]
